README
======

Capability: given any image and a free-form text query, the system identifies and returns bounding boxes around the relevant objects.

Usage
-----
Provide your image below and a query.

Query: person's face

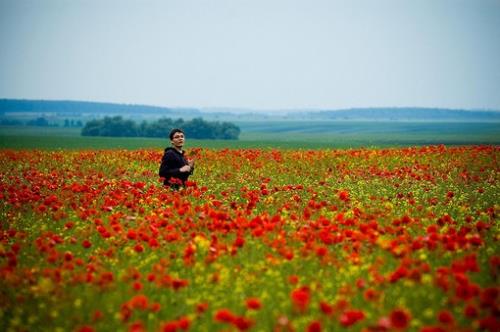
[171,132,185,149]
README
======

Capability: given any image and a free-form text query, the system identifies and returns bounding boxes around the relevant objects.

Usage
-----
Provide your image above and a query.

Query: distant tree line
[81,116,241,140]
[0,98,197,116]
[0,117,83,127]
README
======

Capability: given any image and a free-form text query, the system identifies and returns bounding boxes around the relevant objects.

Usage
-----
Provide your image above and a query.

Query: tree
[81,119,102,136]
[27,117,49,127]
[81,116,240,139]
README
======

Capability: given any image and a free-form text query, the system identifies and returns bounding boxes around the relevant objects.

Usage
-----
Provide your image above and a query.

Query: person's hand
[179,165,191,172]
[188,159,195,168]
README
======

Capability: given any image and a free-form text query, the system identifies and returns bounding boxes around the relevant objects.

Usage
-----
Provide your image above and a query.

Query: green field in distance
[1,121,499,150]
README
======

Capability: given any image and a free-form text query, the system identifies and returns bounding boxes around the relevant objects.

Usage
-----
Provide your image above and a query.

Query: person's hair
[169,128,184,140]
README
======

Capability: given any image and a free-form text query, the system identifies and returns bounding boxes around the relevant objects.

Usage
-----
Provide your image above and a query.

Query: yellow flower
[74,298,82,308]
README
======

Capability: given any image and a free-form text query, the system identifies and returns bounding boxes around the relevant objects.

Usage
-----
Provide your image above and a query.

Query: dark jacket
[159,147,193,186]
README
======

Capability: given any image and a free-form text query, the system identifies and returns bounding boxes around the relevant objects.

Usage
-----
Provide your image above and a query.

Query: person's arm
[159,151,185,179]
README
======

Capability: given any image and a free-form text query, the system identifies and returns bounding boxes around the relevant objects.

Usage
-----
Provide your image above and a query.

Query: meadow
[0,143,498,331]
[1,120,499,150]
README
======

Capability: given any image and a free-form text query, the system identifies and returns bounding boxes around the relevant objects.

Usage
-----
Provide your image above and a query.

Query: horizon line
[1,97,500,113]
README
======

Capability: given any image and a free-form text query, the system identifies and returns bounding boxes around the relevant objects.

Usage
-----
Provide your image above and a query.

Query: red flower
[82,240,92,249]
[132,281,143,291]
[77,326,95,332]
[161,321,178,332]
[364,288,379,301]
[129,294,149,310]
[316,246,328,257]
[437,310,454,325]
[319,301,334,315]
[420,327,446,332]
[390,308,411,329]
[64,251,73,261]
[150,302,161,312]
[339,310,365,327]
[480,287,498,307]
[288,275,299,285]
[172,278,189,291]
[246,297,262,310]
[132,243,143,253]
[479,316,500,332]
[307,320,322,332]
[291,287,311,312]
[129,320,145,332]
[196,302,209,314]
[234,237,245,248]
[214,308,236,323]
[389,266,408,283]
[464,304,478,318]
[92,310,104,322]
[177,316,190,330]
[233,316,254,331]
[339,190,350,202]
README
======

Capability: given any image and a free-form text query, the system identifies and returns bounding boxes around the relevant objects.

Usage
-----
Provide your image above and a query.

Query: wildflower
[307,320,322,332]
[390,308,411,329]
[161,321,178,332]
[177,316,190,330]
[464,304,478,318]
[339,190,350,202]
[132,281,143,291]
[233,316,254,331]
[319,301,334,315]
[288,275,299,285]
[437,310,454,325]
[246,297,262,310]
[129,294,149,310]
[339,310,365,327]
[291,287,311,312]
[129,320,145,332]
[214,308,236,323]
[196,302,209,314]
[134,244,144,253]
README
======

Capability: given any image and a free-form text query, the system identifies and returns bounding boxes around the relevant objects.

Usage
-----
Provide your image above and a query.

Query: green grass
[1,122,499,150]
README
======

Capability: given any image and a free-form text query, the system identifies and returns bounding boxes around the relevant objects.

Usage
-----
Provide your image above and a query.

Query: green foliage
[26,117,50,127]
[2,121,499,150]
[81,116,241,140]
[63,119,83,127]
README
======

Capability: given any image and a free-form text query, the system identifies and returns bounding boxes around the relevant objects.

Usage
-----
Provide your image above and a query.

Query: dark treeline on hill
[0,99,200,116]
[312,108,500,121]
[81,116,241,140]
[2,99,499,122]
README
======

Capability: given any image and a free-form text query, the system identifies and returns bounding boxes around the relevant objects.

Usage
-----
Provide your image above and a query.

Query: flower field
[0,146,498,332]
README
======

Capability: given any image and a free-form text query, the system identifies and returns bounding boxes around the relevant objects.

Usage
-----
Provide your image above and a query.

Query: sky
[1,0,499,111]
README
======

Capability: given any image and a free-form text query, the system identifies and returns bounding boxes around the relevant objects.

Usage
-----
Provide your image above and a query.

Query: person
[159,128,195,188]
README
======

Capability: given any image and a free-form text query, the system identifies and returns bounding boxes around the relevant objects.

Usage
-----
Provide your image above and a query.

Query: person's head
[169,128,185,149]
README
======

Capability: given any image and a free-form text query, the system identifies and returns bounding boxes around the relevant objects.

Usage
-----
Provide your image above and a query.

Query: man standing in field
[159,128,195,188]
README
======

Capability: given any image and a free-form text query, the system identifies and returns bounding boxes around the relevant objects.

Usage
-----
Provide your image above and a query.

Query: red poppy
[464,304,478,318]
[214,308,236,323]
[319,301,334,315]
[233,316,254,331]
[307,320,322,332]
[246,297,262,310]
[390,308,411,329]
[339,310,365,327]
[291,287,311,312]
[437,310,454,325]
[339,190,350,202]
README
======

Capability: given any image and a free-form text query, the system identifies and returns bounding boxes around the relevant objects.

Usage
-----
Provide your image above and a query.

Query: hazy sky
[1,0,499,111]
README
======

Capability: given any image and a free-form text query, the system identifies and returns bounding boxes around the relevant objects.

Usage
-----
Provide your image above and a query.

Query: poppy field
[0,145,498,331]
